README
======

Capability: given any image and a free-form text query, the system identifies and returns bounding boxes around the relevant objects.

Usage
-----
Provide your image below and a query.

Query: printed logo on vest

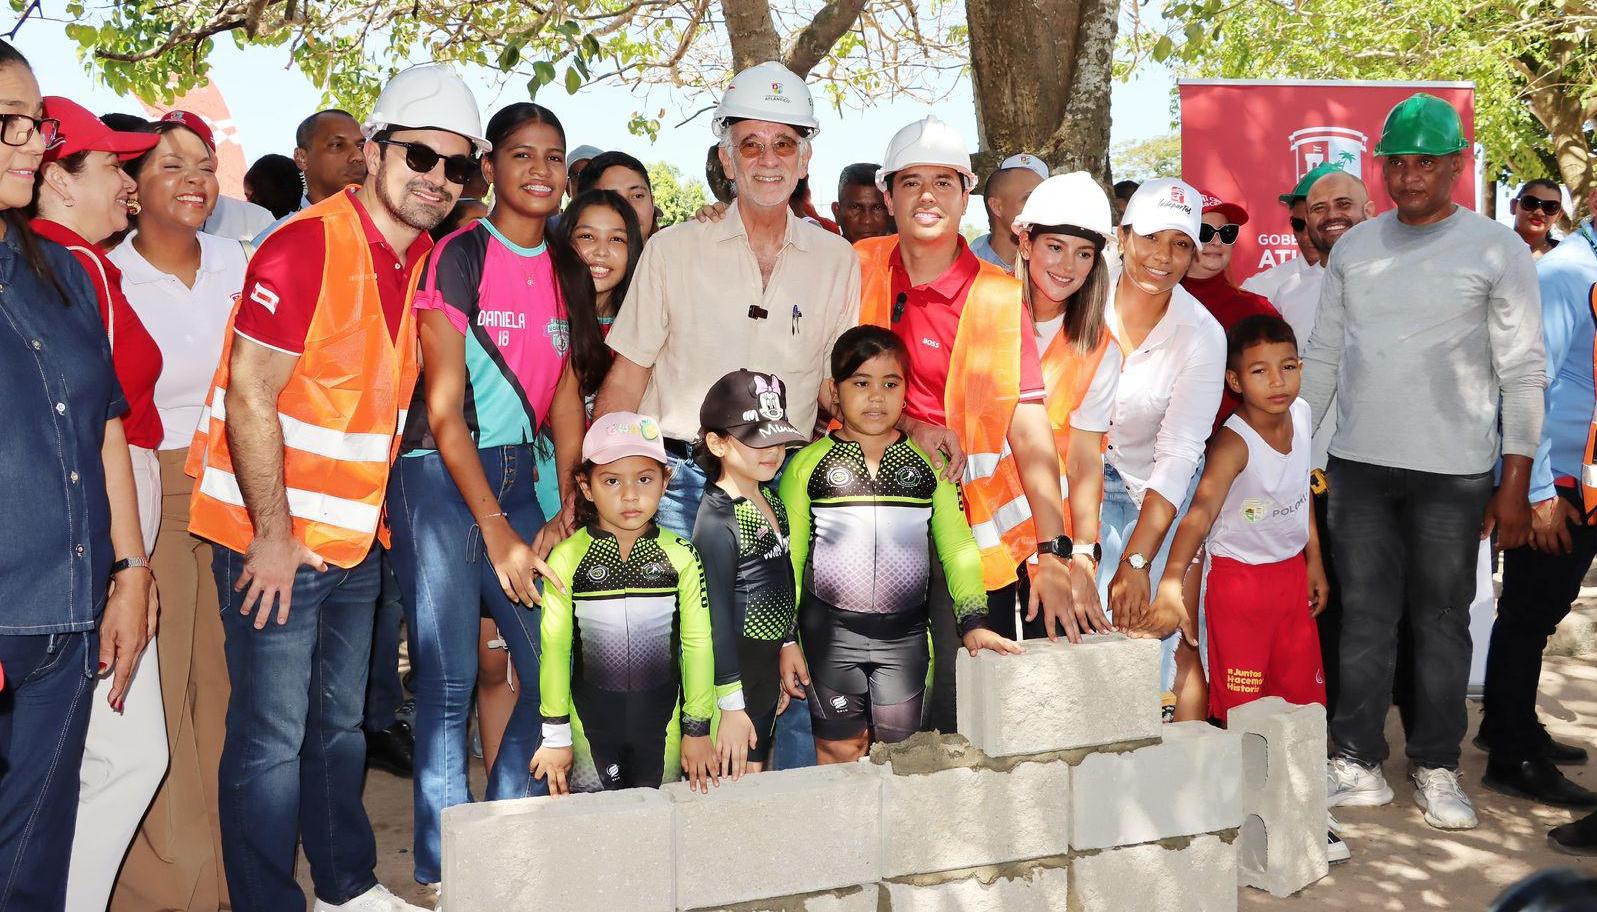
[546,317,570,356]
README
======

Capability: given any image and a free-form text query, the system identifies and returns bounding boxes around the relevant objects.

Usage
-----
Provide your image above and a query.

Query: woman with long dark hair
[0,41,154,910]
[385,101,600,893]
[574,149,658,237]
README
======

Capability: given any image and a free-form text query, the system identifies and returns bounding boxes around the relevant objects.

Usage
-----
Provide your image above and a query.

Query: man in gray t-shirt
[1301,93,1546,833]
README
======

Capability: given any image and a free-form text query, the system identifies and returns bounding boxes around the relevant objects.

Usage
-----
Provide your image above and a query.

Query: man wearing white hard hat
[854,117,1094,735]
[186,62,486,912]
[970,152,1050,273]
[598,60,860,540]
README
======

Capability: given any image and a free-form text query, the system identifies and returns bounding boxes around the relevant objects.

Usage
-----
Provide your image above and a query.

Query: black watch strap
[1037,534,1074,557]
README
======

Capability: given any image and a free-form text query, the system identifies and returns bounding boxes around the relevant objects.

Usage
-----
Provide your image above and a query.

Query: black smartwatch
[1037,534,1074,558]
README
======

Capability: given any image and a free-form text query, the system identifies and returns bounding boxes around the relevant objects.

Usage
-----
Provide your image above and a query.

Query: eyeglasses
[735,136,801,160]
[378,139,477,186]
[1199,223,1241,245]
[1289,217,1307,233]
[1518,197,1561,216]
[1,113,61,150]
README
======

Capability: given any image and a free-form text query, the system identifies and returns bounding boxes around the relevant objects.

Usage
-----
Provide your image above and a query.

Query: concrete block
[956,633,1162,756]
[883,861,1069,912]
[667,763,882,910]
[1069,833,1238,912]
[874,732,1071,876]
[1070,721,1243,850]
[440,788,673,911]
[1226,697,1329,897]
[689,883,879,912]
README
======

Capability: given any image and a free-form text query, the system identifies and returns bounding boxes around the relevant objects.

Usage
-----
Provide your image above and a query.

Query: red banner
[1178,80,1477,285]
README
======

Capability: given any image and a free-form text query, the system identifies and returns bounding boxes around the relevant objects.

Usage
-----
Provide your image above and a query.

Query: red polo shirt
[1181,272,1280,428]
[888,240,1046,428]
[233,188,432,354]
[31,218,165,450]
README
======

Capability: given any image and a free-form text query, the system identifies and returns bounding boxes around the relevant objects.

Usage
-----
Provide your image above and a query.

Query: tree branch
[95,13,253,62]
[783,0,868,77]
[720,0,781,70]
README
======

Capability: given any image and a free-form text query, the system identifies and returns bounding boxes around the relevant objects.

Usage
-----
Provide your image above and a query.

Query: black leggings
[801,603,927,743]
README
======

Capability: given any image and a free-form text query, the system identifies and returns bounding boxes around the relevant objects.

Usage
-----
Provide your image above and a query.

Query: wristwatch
[109,556,151,577]
[1036,534,1074,558]
[1122,552,1150,571]
[1071,541,1102,563]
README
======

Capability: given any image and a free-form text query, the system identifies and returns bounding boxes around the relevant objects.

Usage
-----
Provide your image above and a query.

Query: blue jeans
[0,631,96,912]
[1097,462,1201,690]
[656,450,817,769]
[387,446,547,884]
[363,550,405,732]
[214,546,382,912]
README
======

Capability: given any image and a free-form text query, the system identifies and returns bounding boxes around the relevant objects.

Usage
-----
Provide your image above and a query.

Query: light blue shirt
[251,193,313,246]
[968,232,1011,272]
[1530,223,1597,502]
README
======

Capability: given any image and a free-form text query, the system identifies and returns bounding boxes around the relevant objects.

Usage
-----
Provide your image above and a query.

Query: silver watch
[1122,552,1150,571]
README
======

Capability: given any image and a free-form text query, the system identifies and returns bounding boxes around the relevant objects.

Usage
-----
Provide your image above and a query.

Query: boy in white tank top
[1137,314,1329,723]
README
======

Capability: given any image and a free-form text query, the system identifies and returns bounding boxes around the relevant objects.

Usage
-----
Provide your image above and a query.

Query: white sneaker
[1411,766,1478,830]
[1326,829,1350,864]
[312,884,429,912]
[1327,756,1394,808]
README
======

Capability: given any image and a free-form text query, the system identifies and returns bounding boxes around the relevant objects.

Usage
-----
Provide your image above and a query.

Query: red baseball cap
[157,110,216,152]
[1199,190,1249,226]
[42,96,158,163]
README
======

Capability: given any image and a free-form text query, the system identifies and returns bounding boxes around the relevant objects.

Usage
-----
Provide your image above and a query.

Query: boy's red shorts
[1205,554,1326,723]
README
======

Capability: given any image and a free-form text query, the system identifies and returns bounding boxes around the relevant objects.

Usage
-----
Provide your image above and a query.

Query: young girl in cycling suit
[530,412,718,794]
[782,327,1021,764]
[692,370,809,780]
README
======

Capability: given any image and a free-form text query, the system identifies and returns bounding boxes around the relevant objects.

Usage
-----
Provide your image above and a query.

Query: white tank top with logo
[1207,399,1311,565]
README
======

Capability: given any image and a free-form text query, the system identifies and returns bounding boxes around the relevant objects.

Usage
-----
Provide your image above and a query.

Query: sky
[15,15,1178,209]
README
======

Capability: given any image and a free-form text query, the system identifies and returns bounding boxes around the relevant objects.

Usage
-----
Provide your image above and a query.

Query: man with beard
[1305,93,1545,833]
[1243,163,1337,304]
[184,64,483,912]
[1512,179,1563,260]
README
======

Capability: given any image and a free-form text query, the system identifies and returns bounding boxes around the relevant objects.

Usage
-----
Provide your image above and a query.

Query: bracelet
[481,511,509,521]
[109,556,152,577]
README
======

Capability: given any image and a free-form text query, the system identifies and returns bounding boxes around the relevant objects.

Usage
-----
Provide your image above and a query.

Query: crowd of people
[2,33,1595,912]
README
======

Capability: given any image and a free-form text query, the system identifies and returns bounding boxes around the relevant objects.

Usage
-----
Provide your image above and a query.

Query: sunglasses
[1518,197,1561,216]
[0,113,61,150]
[1199,223,1241,245]
[379,139,477,186]
[1289,217,1307,233]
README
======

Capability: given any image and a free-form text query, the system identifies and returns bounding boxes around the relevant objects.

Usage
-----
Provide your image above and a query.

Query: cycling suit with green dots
[538,524,715,791]
[692,484,797,764]
[780,432,988,743]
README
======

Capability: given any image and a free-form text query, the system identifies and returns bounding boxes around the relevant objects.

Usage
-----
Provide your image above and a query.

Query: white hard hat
[1012,172,1113,240]
[363,63,490,155]
[712,62,820,139]
[1121,177,1203,246]
[874,116,976,193]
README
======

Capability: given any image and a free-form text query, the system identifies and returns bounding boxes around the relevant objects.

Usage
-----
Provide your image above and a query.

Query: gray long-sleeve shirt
[1300,206,1546,475]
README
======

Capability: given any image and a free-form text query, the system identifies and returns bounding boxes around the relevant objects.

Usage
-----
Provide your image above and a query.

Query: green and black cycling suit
[781,433,987,743]
[693,484,797,764]
[539,524,715,791]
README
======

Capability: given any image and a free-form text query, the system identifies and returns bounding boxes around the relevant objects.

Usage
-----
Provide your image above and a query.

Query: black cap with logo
[699,369,810,448]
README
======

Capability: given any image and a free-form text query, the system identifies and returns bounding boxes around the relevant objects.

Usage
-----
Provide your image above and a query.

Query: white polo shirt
[110,232,248,451]
[1104,279,1225,507]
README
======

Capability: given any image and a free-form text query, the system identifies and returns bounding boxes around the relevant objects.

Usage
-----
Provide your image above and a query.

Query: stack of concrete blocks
[1228,697,1330,897]
[440,633,1326,910]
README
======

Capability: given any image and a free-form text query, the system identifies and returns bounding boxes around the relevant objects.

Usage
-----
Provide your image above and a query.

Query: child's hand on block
[962,628,1025,656]
[680,735,718,795]
[530,745,573,796]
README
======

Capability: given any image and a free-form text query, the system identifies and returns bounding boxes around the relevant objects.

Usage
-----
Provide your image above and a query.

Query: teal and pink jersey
[400,218,570,453]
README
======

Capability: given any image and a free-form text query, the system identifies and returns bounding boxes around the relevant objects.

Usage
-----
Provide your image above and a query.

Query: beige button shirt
[607,202,861,440]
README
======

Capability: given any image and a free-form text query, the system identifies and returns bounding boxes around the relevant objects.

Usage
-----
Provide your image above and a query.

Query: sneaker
[1326,829,1350,864]
[312,884,429,912]
[1328,756,1394,808]
[1412,766,1479,830]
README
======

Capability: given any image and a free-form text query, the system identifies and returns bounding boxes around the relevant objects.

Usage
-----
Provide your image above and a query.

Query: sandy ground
[304,650,1597,911]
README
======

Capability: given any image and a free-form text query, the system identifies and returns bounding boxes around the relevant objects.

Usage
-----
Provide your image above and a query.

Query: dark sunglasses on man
[378,138,477,186]
[1199,222,1241,245]
[1289,217,1307,233]
[1516,196,1561,216]
[0,112,61,150]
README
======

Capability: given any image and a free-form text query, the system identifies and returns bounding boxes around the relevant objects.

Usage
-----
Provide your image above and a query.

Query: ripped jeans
[1325,457,1492,771]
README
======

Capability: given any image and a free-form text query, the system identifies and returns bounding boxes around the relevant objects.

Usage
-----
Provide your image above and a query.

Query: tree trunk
[720,0,781,71]
[965,0,1119,183]
[1518,47,1596,217]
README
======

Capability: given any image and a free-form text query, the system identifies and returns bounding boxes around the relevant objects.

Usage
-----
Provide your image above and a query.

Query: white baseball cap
[1120,177,1203,246]
[997,152,1050,182]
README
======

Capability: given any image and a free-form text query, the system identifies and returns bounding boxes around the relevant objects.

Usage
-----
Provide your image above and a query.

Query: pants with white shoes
[65,444,169,911]
[1326,458,1492,771]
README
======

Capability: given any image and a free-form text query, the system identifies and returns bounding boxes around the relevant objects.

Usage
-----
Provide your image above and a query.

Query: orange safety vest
[186,191,422,568]
[856,235,1034,589]
[1041,328,1111,536]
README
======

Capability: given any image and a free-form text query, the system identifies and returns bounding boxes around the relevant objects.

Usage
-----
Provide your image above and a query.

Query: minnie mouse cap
[699,369,809,448]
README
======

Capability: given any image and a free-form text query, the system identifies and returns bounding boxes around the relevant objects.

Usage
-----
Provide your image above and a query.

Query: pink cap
[582,412,668,466]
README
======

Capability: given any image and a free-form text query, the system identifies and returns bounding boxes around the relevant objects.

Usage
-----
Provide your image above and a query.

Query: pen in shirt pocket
[791,304,802,335]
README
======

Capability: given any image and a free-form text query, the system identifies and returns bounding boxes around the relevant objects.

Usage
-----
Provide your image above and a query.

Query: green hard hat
[1373,93,1467,157]
[1278,162,1346,204]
